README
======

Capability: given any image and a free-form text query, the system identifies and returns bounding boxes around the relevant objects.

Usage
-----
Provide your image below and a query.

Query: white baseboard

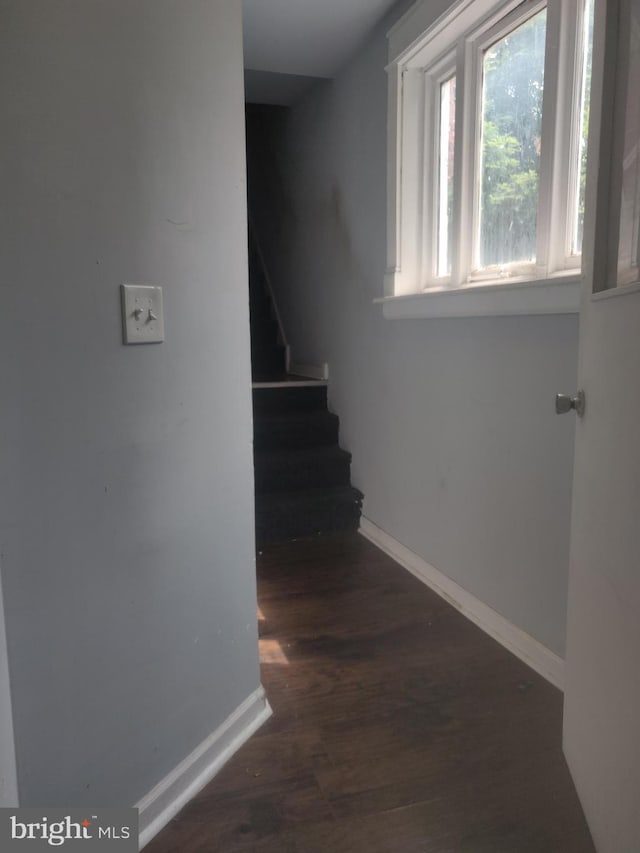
[137,686,272,849]
[359,517,565,691]
[289,361,329,381]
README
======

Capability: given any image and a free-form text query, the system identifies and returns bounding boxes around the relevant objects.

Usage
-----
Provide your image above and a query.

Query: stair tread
[254,410,338,425]
[252,384,328,411]
[253,377,327,385]
[256,484,364,504]
[255,485,363,544]
[252,351,286,377]
[254,445,351,462]
[254,445,353,494]
[253,409,339,450]
[251,337,283,345]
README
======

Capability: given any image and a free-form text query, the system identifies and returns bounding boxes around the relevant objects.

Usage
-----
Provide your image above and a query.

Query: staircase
[249,236,363,546]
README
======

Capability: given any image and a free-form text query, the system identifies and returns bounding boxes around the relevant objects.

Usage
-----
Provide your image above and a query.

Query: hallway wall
[250,0,579,657]
[0,0,260,806]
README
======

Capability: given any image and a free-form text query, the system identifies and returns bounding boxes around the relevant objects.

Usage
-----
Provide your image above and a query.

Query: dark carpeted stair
[254,410,339,451]
[254,446,352,493]
[251,341,287,379]
[255,485,363,546]
[252,387,363,545]
[253,385,328,414]
[249,232,363,545]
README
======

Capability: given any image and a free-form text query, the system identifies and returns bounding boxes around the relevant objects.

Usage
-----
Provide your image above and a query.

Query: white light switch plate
[121,285,165,344]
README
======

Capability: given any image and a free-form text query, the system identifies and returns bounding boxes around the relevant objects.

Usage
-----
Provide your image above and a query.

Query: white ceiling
[243,0,400,104]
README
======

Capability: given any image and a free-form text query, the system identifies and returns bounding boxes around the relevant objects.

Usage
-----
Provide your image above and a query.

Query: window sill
[375,274,582,319]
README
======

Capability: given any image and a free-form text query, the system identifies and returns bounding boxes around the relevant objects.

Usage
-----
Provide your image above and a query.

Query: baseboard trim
[289,361,329,381]
[137,686,272,849]
[359,517,565,691]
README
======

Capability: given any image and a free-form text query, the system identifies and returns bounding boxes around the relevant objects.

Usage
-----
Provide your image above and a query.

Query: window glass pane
[616,0,640,285]
[478,9,547,268]
[437,75,456,277]
[571,0,595,256]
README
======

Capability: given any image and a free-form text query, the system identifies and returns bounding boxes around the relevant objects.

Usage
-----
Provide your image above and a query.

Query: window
[383,0,596,314]
[477,8,546,272]
[437,74,456,277]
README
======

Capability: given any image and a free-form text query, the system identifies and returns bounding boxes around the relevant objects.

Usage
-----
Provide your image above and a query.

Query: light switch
[121,285,165,344]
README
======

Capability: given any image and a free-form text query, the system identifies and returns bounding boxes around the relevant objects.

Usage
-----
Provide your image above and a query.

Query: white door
[563,0,640,850]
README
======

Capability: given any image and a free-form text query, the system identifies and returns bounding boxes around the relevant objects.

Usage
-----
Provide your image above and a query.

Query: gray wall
[0,0,260,806]
[250,1,579,656]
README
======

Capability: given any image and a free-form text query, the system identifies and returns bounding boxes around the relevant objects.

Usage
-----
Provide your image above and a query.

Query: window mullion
[426,53,458,286]
[451,38,476,286]
[421,70,438,287]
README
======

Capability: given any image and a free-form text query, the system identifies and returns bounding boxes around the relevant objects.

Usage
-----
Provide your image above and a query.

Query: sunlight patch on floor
[259,637,290,665]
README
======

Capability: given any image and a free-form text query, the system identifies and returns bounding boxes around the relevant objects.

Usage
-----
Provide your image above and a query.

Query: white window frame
[426,54,457,284]
[380,0,595,318]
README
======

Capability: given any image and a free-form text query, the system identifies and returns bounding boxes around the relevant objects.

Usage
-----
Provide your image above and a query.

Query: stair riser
[250,319,279,348]
[253,417,339,451]
[251,349,287,377]
[255,499,362,546]
[254,456,351,493]
[252,386,328,414]
[251,342,285,360]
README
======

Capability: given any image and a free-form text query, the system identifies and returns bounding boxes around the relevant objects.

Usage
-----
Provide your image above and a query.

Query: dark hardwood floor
[146,533,595,853]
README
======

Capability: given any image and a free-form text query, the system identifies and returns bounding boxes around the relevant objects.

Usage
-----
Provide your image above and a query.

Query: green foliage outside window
[480,10,547,267]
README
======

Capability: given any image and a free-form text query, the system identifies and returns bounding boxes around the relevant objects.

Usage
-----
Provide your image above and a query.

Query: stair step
[253,410,339,450]
[251,338,284,360]
[254,446,352,493]
[252,384,327,414]
[247,235,364,547]
[251,344,286,378]
[250,317,279,348]
[255,485,364,545]
[252,370,289,383]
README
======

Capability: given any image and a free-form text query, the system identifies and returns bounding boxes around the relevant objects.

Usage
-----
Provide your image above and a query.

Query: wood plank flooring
[145,533,595,853]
